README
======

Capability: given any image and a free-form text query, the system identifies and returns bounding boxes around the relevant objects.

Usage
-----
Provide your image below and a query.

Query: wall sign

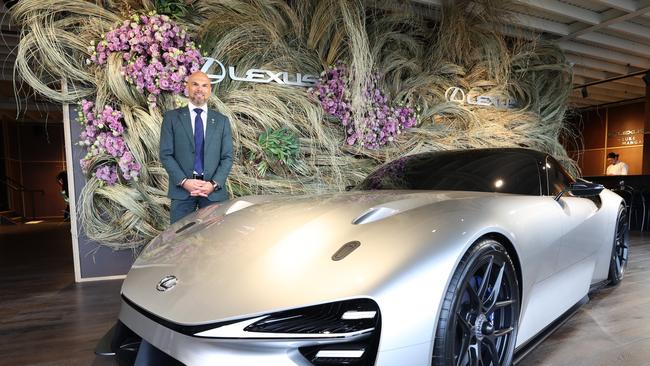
[201,57,319,87]
[445,87,517,109]
[608,128,644,145]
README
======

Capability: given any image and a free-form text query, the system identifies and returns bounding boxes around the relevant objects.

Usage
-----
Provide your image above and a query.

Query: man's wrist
[210,180,219,190]
[179,178,187,187]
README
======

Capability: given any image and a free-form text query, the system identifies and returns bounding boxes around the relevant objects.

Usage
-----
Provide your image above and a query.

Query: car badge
[332,241,361,261]
[156,275,178,292]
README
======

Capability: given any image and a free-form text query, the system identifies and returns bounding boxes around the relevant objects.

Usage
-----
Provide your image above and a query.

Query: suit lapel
[178,107,194,149]
[205,109,218,151]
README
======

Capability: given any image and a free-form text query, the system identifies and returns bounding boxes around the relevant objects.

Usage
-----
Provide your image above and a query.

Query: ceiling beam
[510,13,569,35]
[590,0,638,13]
[575,85,644,99]
[571,67,649,90]
[568,96,600,106]
[565,53,634,75]
[577,93,621,103]
[576,31,650,58]
[571,75,646,95]
[587,81,646,95]
[515,0,601,25]
[559,41,650,68]
[558,0,650,42]
[611,75,647,88]
[607,21,650,42]
[572,66,610,80]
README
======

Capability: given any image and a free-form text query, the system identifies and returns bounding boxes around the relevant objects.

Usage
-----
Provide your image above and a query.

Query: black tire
[432,239,520,366]
[608,205,629,286]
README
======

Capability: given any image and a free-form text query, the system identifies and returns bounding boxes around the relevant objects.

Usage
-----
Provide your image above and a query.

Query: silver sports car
[97,148,629,366]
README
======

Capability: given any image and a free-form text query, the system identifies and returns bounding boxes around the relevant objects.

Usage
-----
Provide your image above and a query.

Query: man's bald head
[187,71,211,107]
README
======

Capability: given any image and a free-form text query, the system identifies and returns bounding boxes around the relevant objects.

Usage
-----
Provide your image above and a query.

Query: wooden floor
[1,223,649,366]
[519,232,650,366]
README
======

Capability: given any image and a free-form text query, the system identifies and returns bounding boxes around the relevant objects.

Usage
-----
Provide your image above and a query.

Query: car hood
[122,190,492,324]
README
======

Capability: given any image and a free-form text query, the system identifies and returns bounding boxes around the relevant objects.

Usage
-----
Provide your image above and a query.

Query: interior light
[315,350,365,358]
[494,179,504,188]
[341,310,377,320]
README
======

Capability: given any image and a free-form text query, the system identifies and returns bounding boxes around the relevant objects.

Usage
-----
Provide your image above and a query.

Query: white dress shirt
[606,161,628,176]
[188,102,207,138]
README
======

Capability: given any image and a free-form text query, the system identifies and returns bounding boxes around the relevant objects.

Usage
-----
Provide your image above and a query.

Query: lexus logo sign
[445,87,466,104]
[201,57,318,87]
[444,87,517,109]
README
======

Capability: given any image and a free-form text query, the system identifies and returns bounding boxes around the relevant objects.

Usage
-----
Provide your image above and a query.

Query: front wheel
[608,205,629,286]
[432,239,520,366]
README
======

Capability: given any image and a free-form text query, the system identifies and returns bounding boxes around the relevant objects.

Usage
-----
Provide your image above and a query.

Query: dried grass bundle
[12,0,577,250]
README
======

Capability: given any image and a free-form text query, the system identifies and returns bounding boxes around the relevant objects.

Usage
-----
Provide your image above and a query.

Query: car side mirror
[555,182,605,201]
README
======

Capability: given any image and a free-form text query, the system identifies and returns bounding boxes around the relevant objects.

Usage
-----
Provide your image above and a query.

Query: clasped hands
[182,178,215,197]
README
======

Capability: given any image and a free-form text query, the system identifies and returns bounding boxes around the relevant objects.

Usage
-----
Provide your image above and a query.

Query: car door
[545,156,605,272]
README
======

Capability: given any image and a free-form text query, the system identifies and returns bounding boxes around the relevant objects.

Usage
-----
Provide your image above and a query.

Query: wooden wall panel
[1,119,66,219]
[6,159,23,214]
[5,119,19,160]
[575,149,606,176]
[18,124,65,162]
[606,103,645,148]
[20,161,67,219]
[569,101,646,177]
[580,109,606,149]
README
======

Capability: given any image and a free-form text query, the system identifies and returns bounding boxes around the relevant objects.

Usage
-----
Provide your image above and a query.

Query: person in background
[56,170,69,220]
[159,71,233,224]
[606,152,628,176]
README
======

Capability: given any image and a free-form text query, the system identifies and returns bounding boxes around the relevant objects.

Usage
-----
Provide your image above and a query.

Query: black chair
[614,186,645,231]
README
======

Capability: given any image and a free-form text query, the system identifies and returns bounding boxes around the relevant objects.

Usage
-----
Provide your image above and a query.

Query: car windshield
[355,149,542,195]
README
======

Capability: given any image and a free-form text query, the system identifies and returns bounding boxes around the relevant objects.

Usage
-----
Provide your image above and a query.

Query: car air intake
[244,298,381,366]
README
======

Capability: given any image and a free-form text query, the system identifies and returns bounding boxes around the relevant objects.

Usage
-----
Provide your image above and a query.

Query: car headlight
[195,298,381,366]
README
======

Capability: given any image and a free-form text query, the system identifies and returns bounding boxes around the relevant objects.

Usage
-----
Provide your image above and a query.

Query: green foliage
[250,128,300,177]
[154,0,193,20]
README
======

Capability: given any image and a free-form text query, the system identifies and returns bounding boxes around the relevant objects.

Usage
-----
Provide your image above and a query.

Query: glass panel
[356,150,541,195]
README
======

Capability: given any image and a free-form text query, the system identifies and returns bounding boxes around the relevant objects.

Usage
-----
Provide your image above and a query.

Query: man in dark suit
[159,71,233,224]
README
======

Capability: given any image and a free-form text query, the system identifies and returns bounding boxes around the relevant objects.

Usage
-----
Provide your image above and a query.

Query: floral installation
[311,62,418,149]
[78,99,141,185]
[87,11,203,107]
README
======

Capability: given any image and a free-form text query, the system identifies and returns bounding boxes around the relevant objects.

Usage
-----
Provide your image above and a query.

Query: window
[356,149,542,195]
[544,156,575,196]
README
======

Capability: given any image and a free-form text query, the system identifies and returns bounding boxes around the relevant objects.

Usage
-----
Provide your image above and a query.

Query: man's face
[187,72,212,106]
[607,157,615,165]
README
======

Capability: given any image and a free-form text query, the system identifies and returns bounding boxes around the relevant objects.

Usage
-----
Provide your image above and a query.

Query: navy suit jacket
[159,106,233,202]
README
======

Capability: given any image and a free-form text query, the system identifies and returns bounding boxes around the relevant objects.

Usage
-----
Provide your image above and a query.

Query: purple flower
[310,62,419,149]
[77,101,141,185]
[88,12,203,108]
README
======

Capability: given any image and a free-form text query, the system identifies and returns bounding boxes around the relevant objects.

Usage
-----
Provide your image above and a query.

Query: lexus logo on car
[156,275,178,292]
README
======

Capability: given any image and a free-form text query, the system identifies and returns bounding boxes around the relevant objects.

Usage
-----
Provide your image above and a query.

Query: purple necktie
[193,108,204,175]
